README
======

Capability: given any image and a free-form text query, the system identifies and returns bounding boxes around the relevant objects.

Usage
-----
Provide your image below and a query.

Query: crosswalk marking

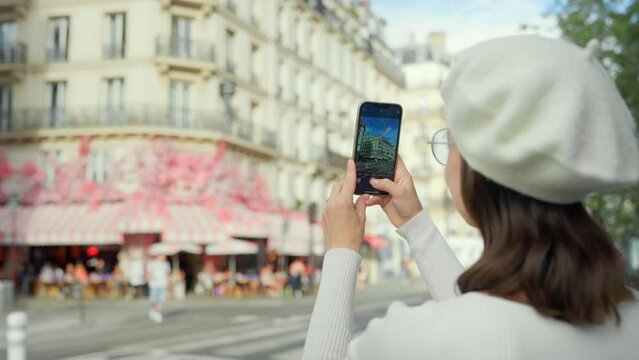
[166,321,307,353]
[3,293,426,360]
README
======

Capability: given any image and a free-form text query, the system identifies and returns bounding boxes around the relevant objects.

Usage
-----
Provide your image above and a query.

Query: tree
[550,0,639,275]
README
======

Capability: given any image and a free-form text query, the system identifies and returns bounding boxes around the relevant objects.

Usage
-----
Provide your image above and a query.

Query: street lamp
[2,172,26,285]
[1,171,26,311]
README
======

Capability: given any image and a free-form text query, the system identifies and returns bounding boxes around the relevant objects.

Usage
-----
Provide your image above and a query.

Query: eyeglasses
[427,128,452,166]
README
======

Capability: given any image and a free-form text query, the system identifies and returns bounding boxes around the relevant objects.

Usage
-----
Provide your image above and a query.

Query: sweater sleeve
[396,210,465,301]
[302,248,361,360]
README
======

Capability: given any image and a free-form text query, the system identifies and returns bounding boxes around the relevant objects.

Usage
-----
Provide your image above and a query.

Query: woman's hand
[322,159,369,252]
[365,155,423,228]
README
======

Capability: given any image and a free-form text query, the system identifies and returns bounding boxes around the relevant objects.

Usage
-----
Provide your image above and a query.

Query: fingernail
[370,178,378,185]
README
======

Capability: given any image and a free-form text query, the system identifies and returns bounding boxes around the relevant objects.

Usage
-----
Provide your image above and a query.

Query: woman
[303,35,639,359]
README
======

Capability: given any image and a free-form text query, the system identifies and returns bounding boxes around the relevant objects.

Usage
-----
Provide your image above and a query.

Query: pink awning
[222,205,271,238]
[0,204,122,246]
[162,205,229,244]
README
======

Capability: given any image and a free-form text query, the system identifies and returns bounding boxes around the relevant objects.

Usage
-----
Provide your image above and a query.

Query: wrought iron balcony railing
[261,128,277,150]
[0,106,227,133]
[103,43,125,59]
[46,47,67,62]
[156,36,215,62]
[0,42,27,64]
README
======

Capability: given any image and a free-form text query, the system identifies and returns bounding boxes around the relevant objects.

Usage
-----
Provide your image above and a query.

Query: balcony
[103,43,125,59]
[364,35,404,86]
[311,145,348,170]
[159,0,214,12]
[0,105,279,156]
[369,44,405,86]
[236,121,253,141]
[0,42,27,76]
[0,109,13,132]
[311,145,328,164]
[250,72,259,86]
[155,36,216,75]
[226,61,236,74]
[0,0,29,17]
[261,128,277,150]
[226,0,236,13]
[156,36,215,62]
[250,14,259,28]
[46,47,67,63]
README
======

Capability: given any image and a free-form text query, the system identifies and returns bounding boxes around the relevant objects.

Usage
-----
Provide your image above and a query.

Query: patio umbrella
[149,242,202,256]
[149,242,203,272]
[205,239,258,285]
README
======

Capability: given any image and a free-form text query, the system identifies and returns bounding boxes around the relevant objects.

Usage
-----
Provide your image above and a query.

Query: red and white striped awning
[223,205,271,238]
[0,204,122,246]
[205,239,258,255]
[162,205,229,244]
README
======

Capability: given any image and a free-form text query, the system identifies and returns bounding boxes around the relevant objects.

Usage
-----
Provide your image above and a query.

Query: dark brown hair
[457,159,632,325]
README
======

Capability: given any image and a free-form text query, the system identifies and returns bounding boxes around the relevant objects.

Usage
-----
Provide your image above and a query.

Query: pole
[308,202,317,294]
[229,255,236,287]
[6,311,27,360]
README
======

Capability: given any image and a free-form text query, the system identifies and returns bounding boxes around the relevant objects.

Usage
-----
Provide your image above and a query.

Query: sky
[373,0,561,54]
[363,117,400,145]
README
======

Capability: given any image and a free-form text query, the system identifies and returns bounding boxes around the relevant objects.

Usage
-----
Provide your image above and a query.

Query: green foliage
[550,0,639,249]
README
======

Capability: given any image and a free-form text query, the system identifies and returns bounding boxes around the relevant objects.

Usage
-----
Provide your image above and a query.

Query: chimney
[427,32,446,55]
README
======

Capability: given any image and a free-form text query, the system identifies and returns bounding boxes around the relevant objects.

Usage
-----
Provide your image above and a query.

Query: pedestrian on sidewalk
[303,36,639,359]
[147,254,170,323]
[288,257,305,298]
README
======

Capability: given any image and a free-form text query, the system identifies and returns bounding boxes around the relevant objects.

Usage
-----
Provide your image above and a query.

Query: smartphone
[352,101,402,195]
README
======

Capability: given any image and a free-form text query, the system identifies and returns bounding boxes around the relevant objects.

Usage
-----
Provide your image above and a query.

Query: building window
[0,84,11,132]
[101,78,124,125]
[277,59,284,99]
[46,81,66,127]
[104,13,125,59]
[249,0,257,26]
[86,150,109,184]
[225,30,235,73]
[43,151,61,188]
[0,21,18,64]
[47,17,69,62]
[169,81,191,128]
[171,16,193,59]
[250,44,259,85]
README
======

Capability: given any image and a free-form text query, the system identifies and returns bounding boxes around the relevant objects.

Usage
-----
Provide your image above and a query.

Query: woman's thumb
[370,178,399,196]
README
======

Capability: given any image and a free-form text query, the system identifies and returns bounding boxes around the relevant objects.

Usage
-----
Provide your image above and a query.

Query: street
[0,280,428,360]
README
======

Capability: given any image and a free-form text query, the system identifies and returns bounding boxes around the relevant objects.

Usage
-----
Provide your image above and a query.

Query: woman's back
[353,292,639,360]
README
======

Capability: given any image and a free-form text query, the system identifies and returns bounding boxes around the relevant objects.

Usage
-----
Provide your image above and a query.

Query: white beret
[441,35,639,204]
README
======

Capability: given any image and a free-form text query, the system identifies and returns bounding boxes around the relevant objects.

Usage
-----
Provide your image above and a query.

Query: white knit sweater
[302,211,639,360]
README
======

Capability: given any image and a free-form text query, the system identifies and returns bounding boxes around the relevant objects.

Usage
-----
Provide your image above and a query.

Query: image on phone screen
[354,102,402,195]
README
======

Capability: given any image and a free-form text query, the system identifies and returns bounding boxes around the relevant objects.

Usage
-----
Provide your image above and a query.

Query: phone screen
[353,102,402,195]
